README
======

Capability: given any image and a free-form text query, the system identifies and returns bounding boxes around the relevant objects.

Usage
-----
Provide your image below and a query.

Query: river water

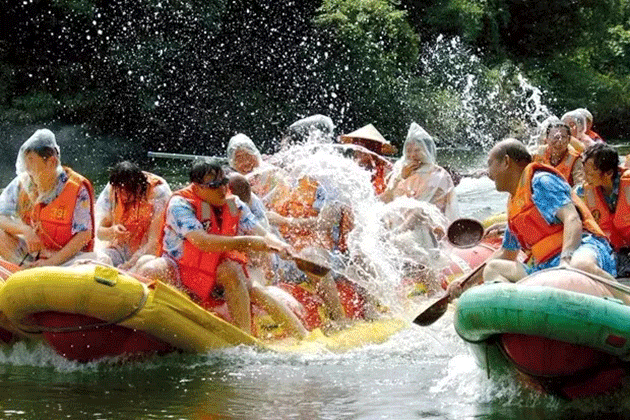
[1,126,630,419]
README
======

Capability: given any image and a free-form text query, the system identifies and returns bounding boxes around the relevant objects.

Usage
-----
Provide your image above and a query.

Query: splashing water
[418,36,554,151]
[263,131,471,315]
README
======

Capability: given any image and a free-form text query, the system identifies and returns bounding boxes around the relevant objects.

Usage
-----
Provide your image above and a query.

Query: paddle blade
[412,294,449,326]
[293,256,331,277]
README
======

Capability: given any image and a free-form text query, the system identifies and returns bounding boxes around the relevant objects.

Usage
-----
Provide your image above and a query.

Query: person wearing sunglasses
[135,158,307,339]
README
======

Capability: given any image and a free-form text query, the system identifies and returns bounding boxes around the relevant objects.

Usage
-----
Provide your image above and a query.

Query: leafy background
[1,0,629,156]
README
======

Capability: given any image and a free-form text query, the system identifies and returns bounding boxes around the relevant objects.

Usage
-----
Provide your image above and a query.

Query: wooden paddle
[412,259,488,326]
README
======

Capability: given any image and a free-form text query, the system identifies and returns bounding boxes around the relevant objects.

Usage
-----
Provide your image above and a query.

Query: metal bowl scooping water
[447,218,484,248]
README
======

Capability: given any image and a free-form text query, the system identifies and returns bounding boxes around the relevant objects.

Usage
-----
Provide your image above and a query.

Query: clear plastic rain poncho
[386,122,459,221]
[15,129,62,175]
[226,133,262,172]
[226,133,287,203]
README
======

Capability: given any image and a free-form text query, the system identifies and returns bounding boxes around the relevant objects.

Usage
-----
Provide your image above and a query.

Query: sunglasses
[199,177,229,189]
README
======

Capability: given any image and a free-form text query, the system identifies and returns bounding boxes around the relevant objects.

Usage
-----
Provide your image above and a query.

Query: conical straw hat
[339,124,397,155]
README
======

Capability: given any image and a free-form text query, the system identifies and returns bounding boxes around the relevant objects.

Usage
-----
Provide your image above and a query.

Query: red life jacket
[163,184,247,305]
[18,167,95,252]
[508,163,605,264]
[582,168,630,250]
[112,172,165,253]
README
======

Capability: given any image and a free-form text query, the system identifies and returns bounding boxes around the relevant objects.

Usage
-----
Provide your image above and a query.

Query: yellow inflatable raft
[0,264,405,361]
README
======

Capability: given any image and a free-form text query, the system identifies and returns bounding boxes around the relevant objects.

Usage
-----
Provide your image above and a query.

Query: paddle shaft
[412,260,488,326]
[148,152,228,166]
[453,260,488,293]
[148,151,210,160]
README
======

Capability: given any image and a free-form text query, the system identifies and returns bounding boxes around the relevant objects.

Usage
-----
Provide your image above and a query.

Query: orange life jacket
[582,168,630,250]
[272,177,321,251]
[18,167,95,252]
[534,147,580,186]
[508,163,605,264]
[164,184,247,305]
[112,172,164,253]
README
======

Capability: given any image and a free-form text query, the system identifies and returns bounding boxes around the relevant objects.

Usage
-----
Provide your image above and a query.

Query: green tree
[313,0,419,143]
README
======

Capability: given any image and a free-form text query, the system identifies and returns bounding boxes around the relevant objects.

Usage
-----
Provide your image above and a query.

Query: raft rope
[15,281,150,334]
[0,266,13,279]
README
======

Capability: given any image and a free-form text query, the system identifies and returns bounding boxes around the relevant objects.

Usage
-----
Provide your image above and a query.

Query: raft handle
[94,265,118,287]
[603,296,625,305]
[95,276,117,287]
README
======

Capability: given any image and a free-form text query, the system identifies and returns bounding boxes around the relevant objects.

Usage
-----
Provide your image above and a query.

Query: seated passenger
[534,116,560,148]
[267,175,351,323]
[576,107,604,143]
[533,120,584,186]
[561,110,595,152]
[228,173,277,283]
[228,173,269,229]
[226,133,288,204]
[576,144,630,276]
[471,139,615,287]
[95,161,171,269]
[379,122,459,221]
[339,124,397,195]
[135,159,306,338]
[0,129,96,267]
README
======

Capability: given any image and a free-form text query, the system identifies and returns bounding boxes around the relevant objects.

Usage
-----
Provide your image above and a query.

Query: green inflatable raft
[454,274,630,399]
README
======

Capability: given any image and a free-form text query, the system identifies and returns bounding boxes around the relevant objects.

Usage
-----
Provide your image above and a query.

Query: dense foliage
[0,0,628,155]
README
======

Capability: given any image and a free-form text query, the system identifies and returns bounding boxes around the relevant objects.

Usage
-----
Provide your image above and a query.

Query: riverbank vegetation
[1,0,628,153]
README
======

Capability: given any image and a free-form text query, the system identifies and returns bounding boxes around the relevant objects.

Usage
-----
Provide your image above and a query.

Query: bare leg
[216,261,251,334]
[0,231,21,264]
[483,259,527,283]
[300,247,347,323]
[570,251,616,281]
[249,282,307,339]
[307,271,347,322]
[135,256,177,285]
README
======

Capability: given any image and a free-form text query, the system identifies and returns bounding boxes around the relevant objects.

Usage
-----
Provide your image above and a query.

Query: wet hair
[228,173,251,203]
[546,121,571,138]
[492,138,532,165]
[109,161,149,201]
[583,143,619,180]
[189,158,224,184]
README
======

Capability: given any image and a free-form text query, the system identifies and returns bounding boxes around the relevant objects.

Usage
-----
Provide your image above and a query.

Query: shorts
[101,244,132,267]
[526,233,617,277]
[14,237,37,266]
